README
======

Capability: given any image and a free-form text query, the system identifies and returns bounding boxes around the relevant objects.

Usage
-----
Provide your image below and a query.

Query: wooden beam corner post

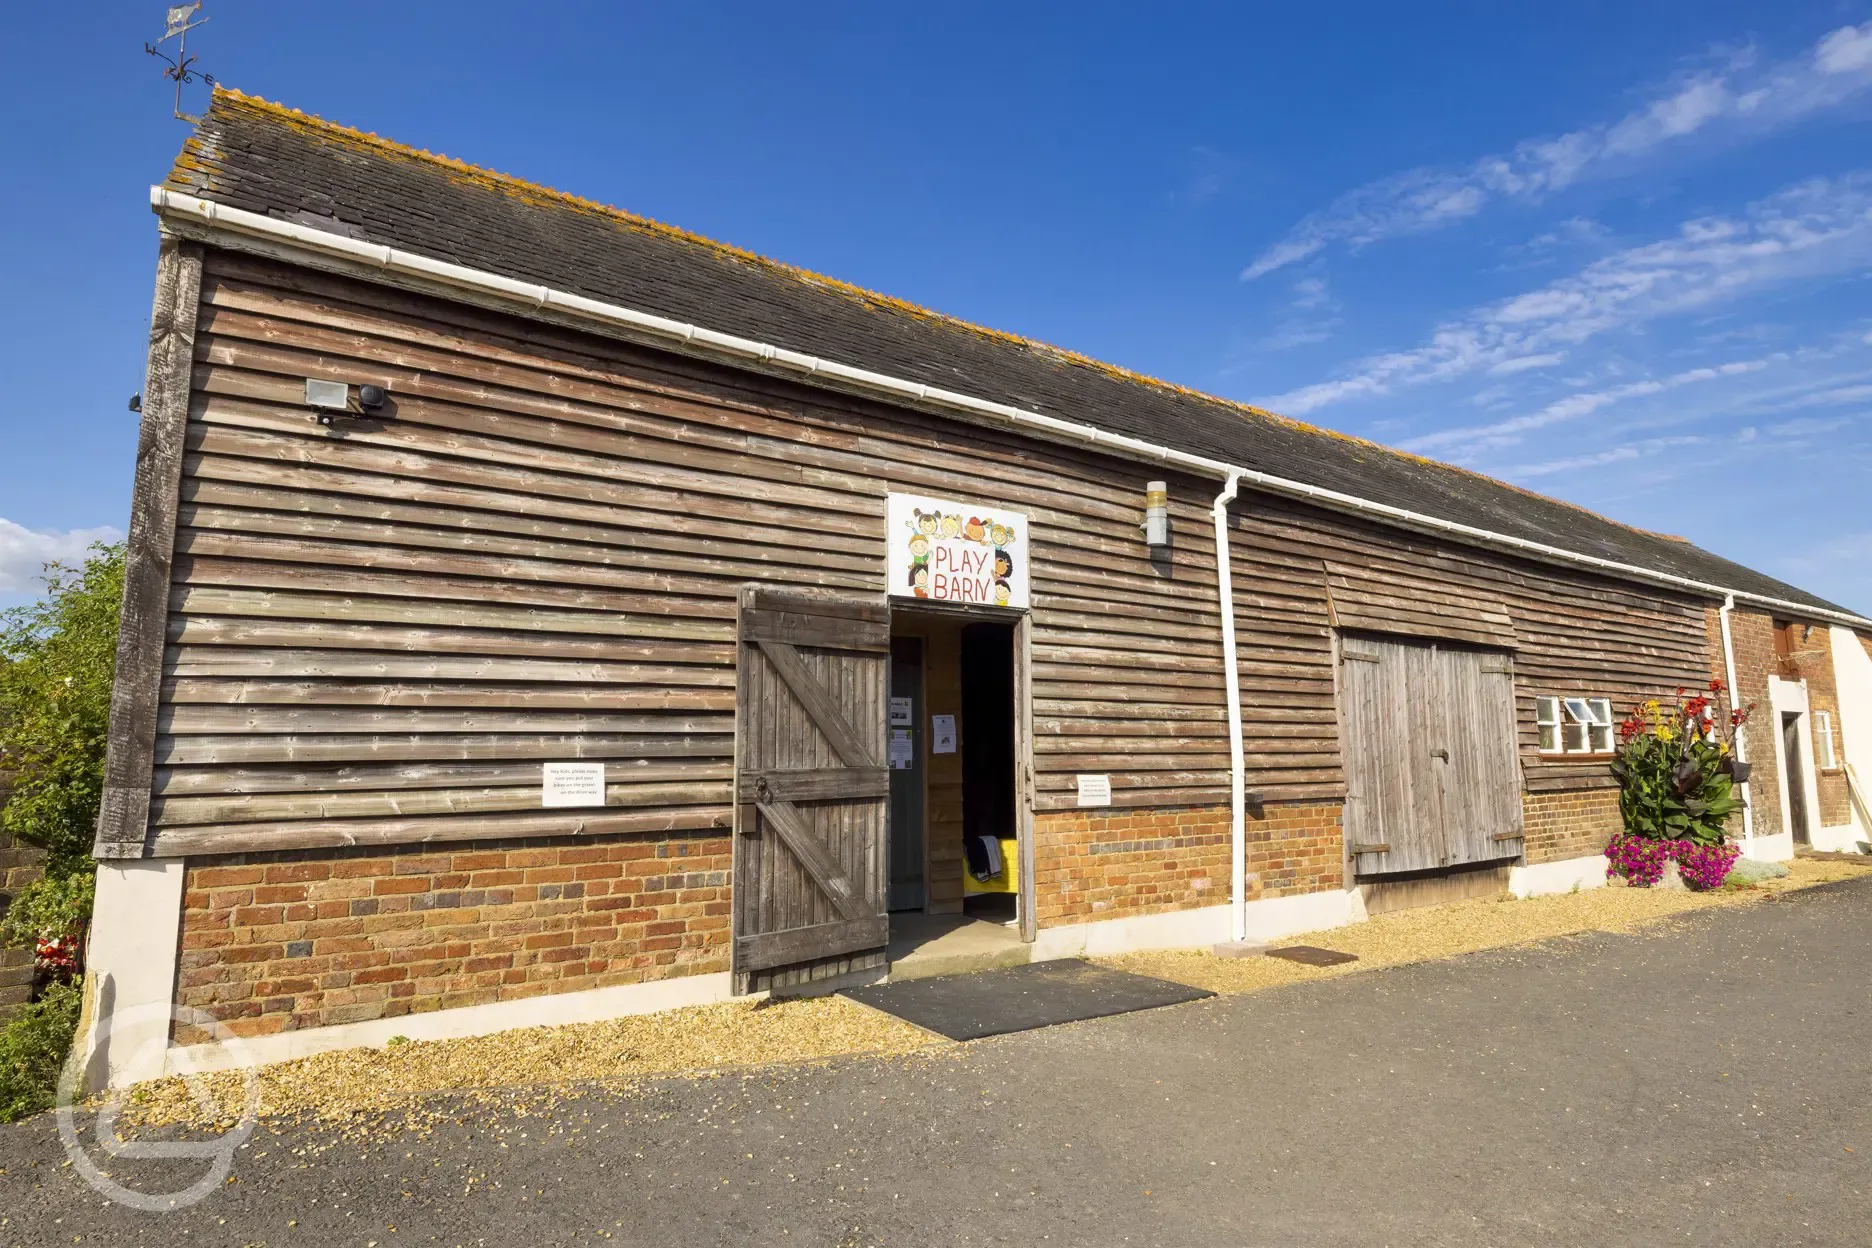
[94,238,204,860]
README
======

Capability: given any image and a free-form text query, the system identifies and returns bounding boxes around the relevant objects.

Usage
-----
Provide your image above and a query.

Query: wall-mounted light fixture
[1144,480,1169,550]
[306,378,390,426]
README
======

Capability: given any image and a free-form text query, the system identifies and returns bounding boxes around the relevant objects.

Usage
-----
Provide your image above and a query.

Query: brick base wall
[0,830,44,1019]
[1032,802,1344,927]
[1522,788,1621,864]
[178,833,730,1039]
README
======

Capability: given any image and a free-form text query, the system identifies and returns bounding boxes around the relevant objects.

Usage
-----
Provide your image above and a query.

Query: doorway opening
[1782,711,1811,846]
[886,608,1026,977]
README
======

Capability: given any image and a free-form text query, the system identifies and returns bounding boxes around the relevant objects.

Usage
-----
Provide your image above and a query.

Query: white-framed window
[1816,710,1837,769]
[1537,695,1613,754]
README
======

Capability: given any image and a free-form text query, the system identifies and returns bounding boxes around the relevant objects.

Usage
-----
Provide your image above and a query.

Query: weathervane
[145,3,215,122]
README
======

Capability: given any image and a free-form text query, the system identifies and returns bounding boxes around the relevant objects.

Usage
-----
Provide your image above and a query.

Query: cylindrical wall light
[1144,480,1169,550]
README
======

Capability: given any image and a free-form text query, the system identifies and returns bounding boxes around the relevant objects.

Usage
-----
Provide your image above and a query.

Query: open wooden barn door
[732,587,891,994]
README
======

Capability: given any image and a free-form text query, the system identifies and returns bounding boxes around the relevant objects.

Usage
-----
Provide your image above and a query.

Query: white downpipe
[1718,593,1755,848]
[1212,472,1247,943]
[147,187,1872,635]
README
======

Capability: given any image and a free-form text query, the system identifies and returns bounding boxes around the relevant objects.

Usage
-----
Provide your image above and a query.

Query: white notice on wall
[1075,773,1112,808]
[931,714,957,754]
[889,730,915,770]
[542,762,607,808]
[890,696,913,727]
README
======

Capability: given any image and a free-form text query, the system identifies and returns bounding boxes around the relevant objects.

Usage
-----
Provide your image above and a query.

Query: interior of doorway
[887,609,1020,928]
[1782,711,1811,846]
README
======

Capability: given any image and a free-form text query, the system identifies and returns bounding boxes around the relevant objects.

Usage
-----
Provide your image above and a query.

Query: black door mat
[1265,945,1359,967]
[842,958,1213,1041]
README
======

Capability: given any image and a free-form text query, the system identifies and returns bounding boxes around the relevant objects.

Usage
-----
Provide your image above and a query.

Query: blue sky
[3,2,1869,610]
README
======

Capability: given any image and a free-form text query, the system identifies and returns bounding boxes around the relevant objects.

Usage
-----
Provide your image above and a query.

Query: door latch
[1429,748,1450,761]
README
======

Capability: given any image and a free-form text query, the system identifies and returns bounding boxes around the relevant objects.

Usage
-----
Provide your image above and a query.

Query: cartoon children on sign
[891,496,1024,607]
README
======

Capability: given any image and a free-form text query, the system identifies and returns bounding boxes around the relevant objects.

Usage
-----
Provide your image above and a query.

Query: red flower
[1709,678,1725,693]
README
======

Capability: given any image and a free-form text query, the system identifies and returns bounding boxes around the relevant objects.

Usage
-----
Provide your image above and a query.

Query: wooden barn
[76,91,1872,1085]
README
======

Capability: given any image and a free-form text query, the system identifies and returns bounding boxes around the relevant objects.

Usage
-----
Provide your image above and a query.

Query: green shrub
[0,978,82,1122]
[0,542,124,876]
[0,869,94,952]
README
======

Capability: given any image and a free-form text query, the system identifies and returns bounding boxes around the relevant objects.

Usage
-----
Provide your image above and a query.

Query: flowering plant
[1604,833,1742,890]
[33,933,80,975]
[1609,680,1750,848]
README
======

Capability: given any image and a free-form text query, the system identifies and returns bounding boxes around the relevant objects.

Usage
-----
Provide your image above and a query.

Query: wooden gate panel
[733,588,889,993]
[1437,649,1524,866]
[1340,635,1521,877]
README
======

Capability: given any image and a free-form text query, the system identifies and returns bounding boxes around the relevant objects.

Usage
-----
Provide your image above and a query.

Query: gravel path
[7,877,1871,1246]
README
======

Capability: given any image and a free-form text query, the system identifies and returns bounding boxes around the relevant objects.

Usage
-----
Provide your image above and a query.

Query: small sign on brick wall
[542,762,607,808]
[1076,773,1112,807]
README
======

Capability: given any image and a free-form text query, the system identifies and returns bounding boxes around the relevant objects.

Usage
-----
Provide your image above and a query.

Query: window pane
[1539,722,1561,752]
[1563,697,1594,724]
[1589,722,1614,753]
[1588,698,1612,725]
[1536,697,1559,725]
[1562,722,1589,753]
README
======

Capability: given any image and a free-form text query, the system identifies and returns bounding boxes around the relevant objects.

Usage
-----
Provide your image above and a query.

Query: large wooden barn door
[1339,635,1522,875]
[732,588,890,994]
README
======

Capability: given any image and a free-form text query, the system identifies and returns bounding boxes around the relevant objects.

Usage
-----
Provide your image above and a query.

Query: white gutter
[148,187,1872,634]
[1212,473,1248,943]
[1718,594,1756,849]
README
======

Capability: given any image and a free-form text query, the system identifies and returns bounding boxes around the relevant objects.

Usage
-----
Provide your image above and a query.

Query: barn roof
[161,89,1858,618]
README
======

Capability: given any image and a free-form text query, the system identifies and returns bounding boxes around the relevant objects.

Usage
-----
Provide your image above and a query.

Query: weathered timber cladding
[96,238,205,858]
[152,250,1230,854]
[1226,496,1713,801]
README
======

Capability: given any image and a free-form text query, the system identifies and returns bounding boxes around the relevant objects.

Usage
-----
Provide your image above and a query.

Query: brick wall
[1785,621,1850,828]
[0,828,44,1019]
[1522,787,1620,864]
[1725,607,1783,841]
[176,832,730,1039]
[1032,802,1343,927]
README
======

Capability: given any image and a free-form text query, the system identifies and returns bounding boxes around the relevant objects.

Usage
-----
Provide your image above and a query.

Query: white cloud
[1258,173,1872,415]
[1401,360,1769,454]
[0,519,121,594]
[1488,352,1567,375]
[1242,22,1872,280]
[1510,435,1706,479]
[1291,277,1334,310]
[1817,24,1872,75]
[1765,415,1852,438]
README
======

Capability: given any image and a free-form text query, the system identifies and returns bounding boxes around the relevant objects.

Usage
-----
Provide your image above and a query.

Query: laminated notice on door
[931,715,957,754]
[890,696,913,727]
[889,730,914,770]
[1076,773,1112,807]
[542,762,606,808]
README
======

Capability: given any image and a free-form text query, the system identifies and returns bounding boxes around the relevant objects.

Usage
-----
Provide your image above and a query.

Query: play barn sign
[886,493,1030,609]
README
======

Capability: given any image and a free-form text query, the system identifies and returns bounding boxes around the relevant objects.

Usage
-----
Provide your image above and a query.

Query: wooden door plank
[736,767,889,803]
[742,609,890,653]
[755,638,881,768]
[735,915,890,972]
[755,798,868,920]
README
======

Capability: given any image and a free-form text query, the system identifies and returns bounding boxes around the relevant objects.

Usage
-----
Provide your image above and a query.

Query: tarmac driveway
[6,878,1871,1246]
